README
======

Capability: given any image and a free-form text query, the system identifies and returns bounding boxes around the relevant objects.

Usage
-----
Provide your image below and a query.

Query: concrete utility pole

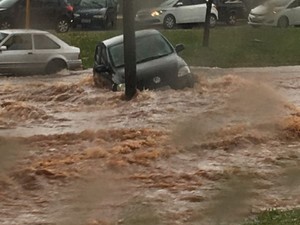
[203,0,213,47]
[25,0,30,29]
[123,0,137,100]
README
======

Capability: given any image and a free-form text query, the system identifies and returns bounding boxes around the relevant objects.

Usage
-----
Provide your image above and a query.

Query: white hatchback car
[135,0,219,29]
[0,29,82,75]
[248,0,300,28]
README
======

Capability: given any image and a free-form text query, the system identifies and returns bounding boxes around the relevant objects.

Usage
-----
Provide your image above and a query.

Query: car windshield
[0,32,8,43]
[0,0,19,8]
[160,0,178,7]
[109,33,174,68]
[79,0,106,8]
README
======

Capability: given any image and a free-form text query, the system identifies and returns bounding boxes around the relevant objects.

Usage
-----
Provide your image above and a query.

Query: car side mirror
[0,46,7,51]
[95,64,109,73]
[175,44,185,53]
[175,1,183,7]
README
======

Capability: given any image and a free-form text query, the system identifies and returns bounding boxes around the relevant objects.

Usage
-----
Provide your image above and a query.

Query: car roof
[102,29,162,47]
[0,29,49,35]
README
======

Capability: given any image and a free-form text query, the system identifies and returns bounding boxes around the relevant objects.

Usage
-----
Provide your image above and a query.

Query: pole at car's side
[203,0,213,47]
[123,0,137,100]
[25,0,30,29]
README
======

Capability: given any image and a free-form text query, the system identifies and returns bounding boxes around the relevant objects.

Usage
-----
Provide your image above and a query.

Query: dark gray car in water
[93,29,195,91]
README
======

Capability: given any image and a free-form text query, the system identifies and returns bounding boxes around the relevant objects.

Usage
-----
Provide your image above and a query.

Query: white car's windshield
[109,33,174,68]
[0,32,8,43]
[160,0,178,7]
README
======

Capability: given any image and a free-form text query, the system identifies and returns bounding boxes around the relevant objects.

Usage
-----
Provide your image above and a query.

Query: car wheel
[45,59,67,74]
[170,74,195,90]
[209,14,217,28]
[0,20,12,29]
[227,13,237,26]
[93,73,113,89]
[163,15,176,29]
[277,16,289,28]
[56,19,70,33]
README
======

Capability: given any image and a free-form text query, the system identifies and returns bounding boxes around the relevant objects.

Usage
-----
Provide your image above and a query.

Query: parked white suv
[248,0,300,28]
[135,0,219,29]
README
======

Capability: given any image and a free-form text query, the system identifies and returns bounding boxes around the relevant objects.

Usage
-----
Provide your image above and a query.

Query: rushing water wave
[0,67,299,225]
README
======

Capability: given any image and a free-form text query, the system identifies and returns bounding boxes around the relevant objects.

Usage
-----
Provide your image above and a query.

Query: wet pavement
[0,66,299,225]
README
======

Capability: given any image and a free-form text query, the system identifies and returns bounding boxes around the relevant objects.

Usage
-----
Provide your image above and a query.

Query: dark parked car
[93,29,195,91]
[0,0,74,33]
[73,0,118,29]
[213,0,247,25]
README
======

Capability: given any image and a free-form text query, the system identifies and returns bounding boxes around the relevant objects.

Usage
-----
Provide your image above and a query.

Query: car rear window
[0,32,8,43]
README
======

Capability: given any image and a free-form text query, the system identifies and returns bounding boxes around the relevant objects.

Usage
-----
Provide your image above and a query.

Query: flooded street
[0,66,300,225]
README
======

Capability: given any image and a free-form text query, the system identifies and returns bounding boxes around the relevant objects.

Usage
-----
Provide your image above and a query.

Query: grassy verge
[244,208,300,225]
[58,26,300,69]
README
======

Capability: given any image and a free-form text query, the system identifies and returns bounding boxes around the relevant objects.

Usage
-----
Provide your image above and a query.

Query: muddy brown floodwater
[0,66,300,225]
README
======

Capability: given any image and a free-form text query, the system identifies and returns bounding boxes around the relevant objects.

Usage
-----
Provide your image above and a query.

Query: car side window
[288,0,299,8]
[192,0,206,5]
[34,34,60,49]
[4,34,32,51]
[95,44,108,64]
[181,0,193,6]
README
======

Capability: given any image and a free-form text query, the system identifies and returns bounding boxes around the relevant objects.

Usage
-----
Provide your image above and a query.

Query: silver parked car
[248,0,300,28]
[0,29,82,75]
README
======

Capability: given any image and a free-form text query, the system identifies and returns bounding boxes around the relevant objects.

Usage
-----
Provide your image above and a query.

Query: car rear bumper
[67,60,82,70]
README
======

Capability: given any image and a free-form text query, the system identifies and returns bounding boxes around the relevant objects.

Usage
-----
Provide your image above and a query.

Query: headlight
[272,9,281,14]
[151,10,163,17]
[178,66,191,77]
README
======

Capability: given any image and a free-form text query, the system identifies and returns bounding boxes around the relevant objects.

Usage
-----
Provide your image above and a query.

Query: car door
[0,33,34,73]
[192,0,208,23]
[173,0,195,23]
[32,33,62,69]
[285,0,300,25]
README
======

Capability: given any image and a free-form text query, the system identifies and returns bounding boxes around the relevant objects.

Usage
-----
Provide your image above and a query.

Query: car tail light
[66,5,73,12]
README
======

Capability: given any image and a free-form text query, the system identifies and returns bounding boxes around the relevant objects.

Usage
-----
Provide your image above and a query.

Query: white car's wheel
[277,16,289,28]
[45,59,67,74]
[209,14,217,28]
[163,15,176,29]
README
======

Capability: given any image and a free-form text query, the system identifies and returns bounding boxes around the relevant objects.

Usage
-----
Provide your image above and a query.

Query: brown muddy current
[0,67,300,225]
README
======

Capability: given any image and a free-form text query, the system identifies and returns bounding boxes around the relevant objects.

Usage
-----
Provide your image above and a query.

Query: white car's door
[173,0,197,23]
[192,0,208,23]
[283,0,300,25]
[32,34,62,68]
[291,0,300,24]
[0,34,35,72]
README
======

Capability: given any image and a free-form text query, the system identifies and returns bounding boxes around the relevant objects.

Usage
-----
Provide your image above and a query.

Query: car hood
[113,53,185,84]
[250,4,285,14]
